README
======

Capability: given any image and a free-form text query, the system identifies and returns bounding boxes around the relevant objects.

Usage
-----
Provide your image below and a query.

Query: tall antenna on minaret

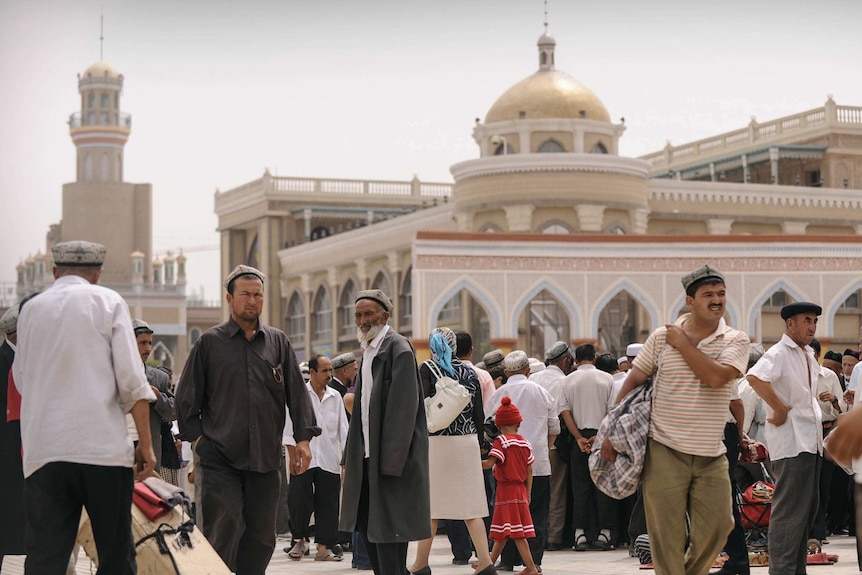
[100,7,104,61]
[544,0,549,33]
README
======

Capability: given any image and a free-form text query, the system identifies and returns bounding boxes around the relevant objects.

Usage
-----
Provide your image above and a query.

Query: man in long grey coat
[340,289,431,575]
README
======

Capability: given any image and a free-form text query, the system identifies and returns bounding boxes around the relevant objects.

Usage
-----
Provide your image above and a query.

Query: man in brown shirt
[176,265,318,574]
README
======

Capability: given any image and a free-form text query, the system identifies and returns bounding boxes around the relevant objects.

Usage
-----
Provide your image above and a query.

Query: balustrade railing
[221,174,453,200]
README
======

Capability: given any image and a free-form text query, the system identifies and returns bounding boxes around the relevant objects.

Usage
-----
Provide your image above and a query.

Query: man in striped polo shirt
[610,264,750,575]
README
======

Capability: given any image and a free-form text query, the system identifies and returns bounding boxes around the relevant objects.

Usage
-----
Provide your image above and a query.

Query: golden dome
[485,69,610,124]
[83,61,122,80]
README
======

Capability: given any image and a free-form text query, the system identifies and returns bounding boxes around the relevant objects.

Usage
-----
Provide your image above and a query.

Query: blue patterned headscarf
[430,327,456,377]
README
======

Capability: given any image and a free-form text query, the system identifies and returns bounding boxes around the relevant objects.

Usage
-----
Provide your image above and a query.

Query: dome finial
[537,1,556,72]
[100,9,105,61]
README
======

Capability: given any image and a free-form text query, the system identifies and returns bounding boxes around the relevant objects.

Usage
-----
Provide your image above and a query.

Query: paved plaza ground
[2,533,859,574]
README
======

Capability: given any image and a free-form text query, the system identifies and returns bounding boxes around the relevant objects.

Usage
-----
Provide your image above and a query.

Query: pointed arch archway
[747,280,807,341]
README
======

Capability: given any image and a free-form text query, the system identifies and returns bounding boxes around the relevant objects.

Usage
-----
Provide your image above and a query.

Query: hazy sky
[2,0,860,301]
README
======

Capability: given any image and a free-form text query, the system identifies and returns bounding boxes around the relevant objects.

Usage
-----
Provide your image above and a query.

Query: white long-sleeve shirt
[283,382,349,474]
[14,275,155,477]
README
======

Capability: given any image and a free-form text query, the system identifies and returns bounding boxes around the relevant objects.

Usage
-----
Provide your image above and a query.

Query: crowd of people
[4,242,862,575]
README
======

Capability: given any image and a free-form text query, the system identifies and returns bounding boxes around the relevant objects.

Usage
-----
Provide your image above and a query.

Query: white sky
[1,0,860,301]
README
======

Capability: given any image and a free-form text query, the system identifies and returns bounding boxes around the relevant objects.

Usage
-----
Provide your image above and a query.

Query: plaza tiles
[2,533,859,574]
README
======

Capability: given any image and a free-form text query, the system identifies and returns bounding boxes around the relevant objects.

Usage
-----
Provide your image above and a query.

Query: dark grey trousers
[768,452,820,575]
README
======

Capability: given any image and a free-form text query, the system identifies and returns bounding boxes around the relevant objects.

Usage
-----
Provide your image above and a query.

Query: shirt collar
[778,332,806,351]
[5,340,16,353]
[227,316,263,339]
[674,312,729,346]
[576,363,597,371]
[362,323,389,351]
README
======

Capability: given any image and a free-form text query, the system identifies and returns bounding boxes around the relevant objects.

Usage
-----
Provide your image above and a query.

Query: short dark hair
[227,273,264,295]
[574,343,596,363]
[595,353,618,374]
[685,279,725,298]
[810,339,821,355]
[455,331,472,359]
[488,365,508,385]
[308,354,329,372]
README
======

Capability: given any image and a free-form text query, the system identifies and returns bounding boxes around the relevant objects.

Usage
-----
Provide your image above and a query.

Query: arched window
[758,289,795,345]
[518,289,570,359]
[598,290,650,358]
[541,223,569,234]
[286,292,305,347]
[312,286,332,344]
[433,288,491,358]
[538,140,565,153]
[85,153,93,181]
[480,223,502,233]
[100,153,110,182]
[339,279,358,339]
[371,272,391,299]
[590,142,608,154]
[311,226,330,241]
[493,144,510,156]
[400,267,413,338]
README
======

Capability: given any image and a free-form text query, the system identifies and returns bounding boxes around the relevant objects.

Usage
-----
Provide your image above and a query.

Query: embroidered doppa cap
[843,348,860,360]
[132,319,153,335]
[529,357,545,374]
[681,264,725,293]
[823,350,843,363]
[52,241,106,267]
[0,305,18,337]
[332,352,356,370]
[544,341,569,361]
[483,349,505,370]
[495,396,523,426]
[355,289,392,313]
[626,343,644,358]
[503,350,530,373]
[780,302,822,321]
[224,265,265,291]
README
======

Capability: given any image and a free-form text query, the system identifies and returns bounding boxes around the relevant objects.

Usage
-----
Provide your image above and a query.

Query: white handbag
[423,360,471,433]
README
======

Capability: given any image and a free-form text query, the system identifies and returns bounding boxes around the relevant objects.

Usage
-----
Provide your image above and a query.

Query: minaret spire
[537,0,556,72]
[544,0,549,34]
[100,8,104,61]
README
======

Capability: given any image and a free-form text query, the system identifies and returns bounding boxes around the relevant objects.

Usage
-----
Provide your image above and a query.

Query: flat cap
[544,341,570,362]
[843,348,860,360]
[504,350,530,372]
[780,302,822,320]
[52,240,106,267]
[332,352,357,370]
[355,289,392,313]
[483,349,505,369]
[224,264,265,290]
[131,319,153,334]
[823,350,843,363]
[681,264,725,292]
[0,305,19,337]
[626,343,644,357]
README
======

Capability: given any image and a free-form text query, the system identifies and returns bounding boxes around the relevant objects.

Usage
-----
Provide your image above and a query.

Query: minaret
[69,62,130,183]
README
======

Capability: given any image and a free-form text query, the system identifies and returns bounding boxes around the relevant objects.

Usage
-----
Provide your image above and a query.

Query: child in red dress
[482,396,538,575]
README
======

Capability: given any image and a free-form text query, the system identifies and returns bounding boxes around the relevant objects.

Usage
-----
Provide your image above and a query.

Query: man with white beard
[339,289,430,575]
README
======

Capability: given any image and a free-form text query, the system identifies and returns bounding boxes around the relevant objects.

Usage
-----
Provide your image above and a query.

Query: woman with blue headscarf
[408,327,495,575]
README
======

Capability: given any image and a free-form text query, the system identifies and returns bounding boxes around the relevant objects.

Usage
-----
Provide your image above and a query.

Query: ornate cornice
[450,154,650,182]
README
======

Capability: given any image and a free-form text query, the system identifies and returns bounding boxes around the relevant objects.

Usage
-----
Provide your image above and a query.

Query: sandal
[315,549,343,562]
[574,534,589,552]
[287,540,307,560]
[593,532,613,551]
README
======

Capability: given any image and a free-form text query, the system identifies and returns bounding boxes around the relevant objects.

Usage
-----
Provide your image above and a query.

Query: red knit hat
[495,396,522,426]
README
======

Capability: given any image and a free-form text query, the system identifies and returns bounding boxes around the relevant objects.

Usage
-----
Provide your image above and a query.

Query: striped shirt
[632,314,750,457]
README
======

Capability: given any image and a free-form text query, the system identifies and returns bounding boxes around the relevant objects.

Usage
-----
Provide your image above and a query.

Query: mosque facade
[11,61,220,370]
[216,30,862,361]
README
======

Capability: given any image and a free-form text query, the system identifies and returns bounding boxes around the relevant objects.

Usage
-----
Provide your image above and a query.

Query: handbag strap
[424,359,448,381]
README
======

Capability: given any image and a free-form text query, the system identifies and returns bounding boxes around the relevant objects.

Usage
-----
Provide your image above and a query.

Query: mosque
[215,26,862,362]
[12,61,220,370]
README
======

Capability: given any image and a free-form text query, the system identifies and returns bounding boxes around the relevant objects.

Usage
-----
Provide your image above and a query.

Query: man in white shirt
[560,344,615,551]
[14,241,156,574]
[486,350,559,571]
[285,354,349,562]
[747,302,823,575]
[529,341,573,551]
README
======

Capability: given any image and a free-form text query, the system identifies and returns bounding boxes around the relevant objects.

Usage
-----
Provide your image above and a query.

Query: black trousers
[198,438,280,575]
[357,459,408,575]
[24,462,135,575]
[275,446,291,535]
[445,519,472,561]
[721,423,749,574]
[501,475,550,567]
[288,467,341,547]
[570,428,618,533]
